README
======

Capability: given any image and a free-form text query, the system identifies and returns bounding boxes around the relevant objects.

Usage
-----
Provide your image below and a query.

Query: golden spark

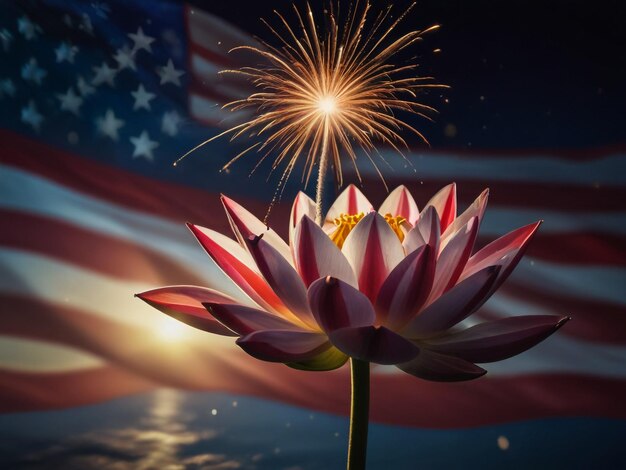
[175,1,447,223]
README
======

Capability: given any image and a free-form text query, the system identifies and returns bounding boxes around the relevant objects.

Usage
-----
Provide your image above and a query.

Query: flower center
[330,212,407,248]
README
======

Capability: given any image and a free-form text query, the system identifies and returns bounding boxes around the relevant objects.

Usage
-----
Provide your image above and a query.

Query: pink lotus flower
[137,183,568,381]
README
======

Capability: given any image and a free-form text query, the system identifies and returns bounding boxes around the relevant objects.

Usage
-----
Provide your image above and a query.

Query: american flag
[1,0,624,444]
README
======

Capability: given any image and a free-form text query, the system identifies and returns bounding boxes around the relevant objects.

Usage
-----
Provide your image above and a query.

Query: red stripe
[0,367,154,413]
[0,209,205,285]
[189,41,235,68]
[497,283,626,344]
[2,294,624,427]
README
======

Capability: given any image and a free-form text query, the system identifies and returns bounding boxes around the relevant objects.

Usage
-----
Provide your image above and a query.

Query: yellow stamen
[383,213,407,242]
[330,212,407,248]
[330,213,365,249]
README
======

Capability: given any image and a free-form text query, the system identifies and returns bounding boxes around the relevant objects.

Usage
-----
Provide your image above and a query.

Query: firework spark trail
[174,1,447,224]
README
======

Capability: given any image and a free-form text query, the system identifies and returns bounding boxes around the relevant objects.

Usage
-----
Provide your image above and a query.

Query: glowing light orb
[318,96,338,115]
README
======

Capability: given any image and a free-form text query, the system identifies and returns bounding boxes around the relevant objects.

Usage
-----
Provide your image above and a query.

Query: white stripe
[481,206,626,236]
[350,150,626,186]
[511,257,626,306]
[2,165,624,307]
[189,92,250,126]
[0,165,244,301]
[190,53,248,101]
[0,336,104,372]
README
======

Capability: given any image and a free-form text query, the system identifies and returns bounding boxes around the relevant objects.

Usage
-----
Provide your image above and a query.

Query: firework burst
[176,1,447,223]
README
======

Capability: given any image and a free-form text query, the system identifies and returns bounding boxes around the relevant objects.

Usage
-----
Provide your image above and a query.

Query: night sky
[194,0,626,151]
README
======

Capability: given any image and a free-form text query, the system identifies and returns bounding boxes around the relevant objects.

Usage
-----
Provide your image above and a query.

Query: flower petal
[423,183,456,232]
[329,326,420,365]
[403,205,440,255]
[246,234,316,328]
[308,277,376,333]
[236,329,330,362]
[397,349,487,382]
[289,191,316,246]
[342,212,405,303]
[221,195,292,262]
[203,302,303,336]
[425,315,570,363]
[136,286,237,336]
[294,216,358,288]
[463,221,542,300]
[375,244,436,329]
[402,266,500,339]
[441,189,489,243]
[378,185,419,225]
[324,184,373,230]
[287,346,349,371]
[187,223,287,314]
[428,216,479,302]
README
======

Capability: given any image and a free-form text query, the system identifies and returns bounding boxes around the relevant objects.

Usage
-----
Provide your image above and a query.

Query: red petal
[342,212,404,303]
[423,183,456,232]
[294,216,357,288]
[308,277,376,333]
[324,184,373,230]
[187,223,287,314]
[379,185,419,225]
[289,191,316,246]
[136,286,237,336]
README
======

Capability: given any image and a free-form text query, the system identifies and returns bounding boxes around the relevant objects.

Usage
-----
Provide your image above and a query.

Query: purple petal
[401,266,500,339]
[342,212,405,303]
[246,235,316,328]
[397,349,487,382]
[136,286,237,336]
[203,303,303,336]
[236,329,330,362]
[329,326,420,365]
[294,216,357,288]
[375,244,436,329]
[425,315,570,363]
[308,277,376,333]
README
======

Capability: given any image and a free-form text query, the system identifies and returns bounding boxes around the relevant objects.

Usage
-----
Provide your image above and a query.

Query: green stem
[347,358,370,470]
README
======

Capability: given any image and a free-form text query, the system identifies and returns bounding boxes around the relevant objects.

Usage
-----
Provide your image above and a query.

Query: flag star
[55,42,78,63]
[113,46,136,71]
[92,62,117,87]
[79,13,94,35]
[161,110,182,136]
[131,84,155,110]
[17,16,40,40]
[130,130,158,161]
[0,79,16,98]
[77,76,95,97]
[128,27,155,54]
[96,109,124,141]
[21,101,43,131]
[57,87,83,115]
[0,28,13,52]
[157,59,184,86]
[21,58,47,85]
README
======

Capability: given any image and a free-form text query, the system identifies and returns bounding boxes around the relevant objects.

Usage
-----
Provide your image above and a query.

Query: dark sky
[192,0,626,151]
